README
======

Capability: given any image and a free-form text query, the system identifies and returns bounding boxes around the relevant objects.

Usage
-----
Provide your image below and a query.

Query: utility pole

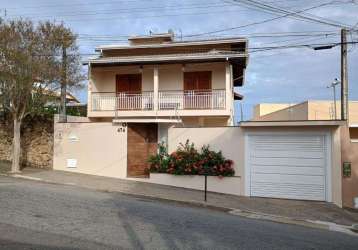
[60,41,67,123]
[341,28,348,121]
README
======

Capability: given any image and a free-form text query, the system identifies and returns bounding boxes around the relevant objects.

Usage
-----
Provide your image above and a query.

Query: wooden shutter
[116,74,142,93]
[184,71,211,91]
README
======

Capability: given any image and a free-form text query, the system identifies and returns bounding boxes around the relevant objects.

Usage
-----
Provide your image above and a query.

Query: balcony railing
[159,90,226,110]
[91,89,226,111]
[91,92,154,111]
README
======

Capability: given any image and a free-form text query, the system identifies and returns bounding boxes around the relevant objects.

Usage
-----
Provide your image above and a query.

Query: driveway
[0,176,357,250]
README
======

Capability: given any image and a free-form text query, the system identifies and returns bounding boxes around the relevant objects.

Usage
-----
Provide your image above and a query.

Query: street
[0,176,357,250]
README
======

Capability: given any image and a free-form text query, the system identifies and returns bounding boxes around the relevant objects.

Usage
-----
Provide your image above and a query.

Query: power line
[28,41,358,57]
[76,32,339,43]
[183,1,350,38]
[5,0,217,10]
[226,0,352,28]
[249,41,358,52]
[7,2,234,19]
[76,30,339,40]
[14,9,250,23]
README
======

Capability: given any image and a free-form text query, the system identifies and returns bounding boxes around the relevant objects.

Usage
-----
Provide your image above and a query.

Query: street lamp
[327,78,341,120]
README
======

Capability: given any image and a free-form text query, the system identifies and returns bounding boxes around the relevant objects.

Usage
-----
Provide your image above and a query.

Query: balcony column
[153,66,159,112]
[87,63,92,115]
[225,62,234,125]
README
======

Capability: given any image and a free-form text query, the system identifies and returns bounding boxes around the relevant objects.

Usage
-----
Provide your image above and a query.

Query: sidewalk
[6,168,358,230]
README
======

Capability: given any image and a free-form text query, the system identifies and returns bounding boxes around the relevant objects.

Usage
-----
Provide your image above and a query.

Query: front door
[184,71,212,109]
[116,74,142,110]
[127,123,158,177]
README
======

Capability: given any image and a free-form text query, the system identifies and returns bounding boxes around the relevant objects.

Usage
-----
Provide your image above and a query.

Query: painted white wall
[52,120,342,205]
[53,122,127,179]
[167,125,342,205]
[149,173,241,196]
[168,126,245,195]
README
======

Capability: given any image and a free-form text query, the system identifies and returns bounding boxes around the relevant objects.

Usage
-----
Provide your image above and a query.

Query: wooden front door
[116,74,142,110]
[184,71,212,109]
[127,123,158,177]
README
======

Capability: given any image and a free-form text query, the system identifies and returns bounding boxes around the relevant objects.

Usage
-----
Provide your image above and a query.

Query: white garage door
[247,134,330,201]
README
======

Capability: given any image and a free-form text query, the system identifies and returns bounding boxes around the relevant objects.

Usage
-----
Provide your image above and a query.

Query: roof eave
[95,38,248,51]
[88,54,248,66]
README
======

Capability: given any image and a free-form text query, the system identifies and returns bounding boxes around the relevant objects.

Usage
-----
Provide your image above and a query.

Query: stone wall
[0,117,53,169]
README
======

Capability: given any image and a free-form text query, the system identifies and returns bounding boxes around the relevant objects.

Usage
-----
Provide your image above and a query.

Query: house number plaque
[343,162,351,178]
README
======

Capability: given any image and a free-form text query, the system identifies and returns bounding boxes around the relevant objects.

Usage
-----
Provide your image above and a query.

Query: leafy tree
[0,19,83,173]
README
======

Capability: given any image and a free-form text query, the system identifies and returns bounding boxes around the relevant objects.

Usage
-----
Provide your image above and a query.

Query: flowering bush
[148,140,235,177]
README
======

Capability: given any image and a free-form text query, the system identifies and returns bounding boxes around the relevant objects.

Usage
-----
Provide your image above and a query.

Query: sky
[1,0,358,120]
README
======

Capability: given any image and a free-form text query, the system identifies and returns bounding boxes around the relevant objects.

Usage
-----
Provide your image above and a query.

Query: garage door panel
[248,134,329,201]
[252,173,325,185]
[251,157,324,167]
[252,150,325,159]
[251,135,324,144]
[251,182,325,201]
[252,165,325,176]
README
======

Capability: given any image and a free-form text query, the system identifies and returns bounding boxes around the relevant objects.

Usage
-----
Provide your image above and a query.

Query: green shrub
[148,140,235,177]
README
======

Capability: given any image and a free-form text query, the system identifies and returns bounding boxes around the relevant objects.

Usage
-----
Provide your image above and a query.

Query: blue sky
[1,0,358,120]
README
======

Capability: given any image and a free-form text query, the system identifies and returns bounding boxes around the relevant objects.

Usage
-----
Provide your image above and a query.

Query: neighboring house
[252,100,358,141]
[253,100,358,124]
[84,33,248,176]
[0,89,81,117]
[44,90,81,106]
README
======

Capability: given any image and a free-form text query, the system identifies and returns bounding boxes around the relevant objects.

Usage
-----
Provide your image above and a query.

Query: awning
[112,118,182,124]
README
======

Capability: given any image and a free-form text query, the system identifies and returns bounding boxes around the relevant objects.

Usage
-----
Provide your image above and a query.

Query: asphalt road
[0,176,357,250]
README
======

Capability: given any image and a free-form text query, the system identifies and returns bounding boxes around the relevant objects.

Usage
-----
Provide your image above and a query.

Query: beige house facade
[83,33,248,177]
[87,33,248,127]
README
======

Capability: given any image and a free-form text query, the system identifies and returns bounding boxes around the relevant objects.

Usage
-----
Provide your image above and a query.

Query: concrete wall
[52,120,344,206]
[168,126,246,195]
[168,125,342,206]
[53,122,127,179]
[149,173,241,196]
[253,102,309,121]
[254,101,358,125]
[341,126,358,208]
[253,103,293,119]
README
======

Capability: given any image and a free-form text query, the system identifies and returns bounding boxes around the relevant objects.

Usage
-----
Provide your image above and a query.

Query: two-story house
[85,33,248,176]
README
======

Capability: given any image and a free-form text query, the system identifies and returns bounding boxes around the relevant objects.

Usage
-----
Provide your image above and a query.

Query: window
[350,127,358,142]
[183,71,212,91]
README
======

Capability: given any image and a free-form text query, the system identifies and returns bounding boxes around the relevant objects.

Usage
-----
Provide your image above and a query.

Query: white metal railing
[91,89,226,111]
[91,92,117,111]
[159,89,226,110]
[116,92,153,110]
[91,92,153,111]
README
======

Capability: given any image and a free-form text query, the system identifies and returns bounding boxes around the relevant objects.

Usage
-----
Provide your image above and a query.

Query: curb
[3,173,358,236]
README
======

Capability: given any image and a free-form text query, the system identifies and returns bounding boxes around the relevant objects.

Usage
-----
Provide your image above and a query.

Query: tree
[0,19,83,173]
[39,22,83,122]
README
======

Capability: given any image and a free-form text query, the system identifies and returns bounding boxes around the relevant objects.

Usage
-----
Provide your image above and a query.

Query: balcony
[90,89,226,113]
